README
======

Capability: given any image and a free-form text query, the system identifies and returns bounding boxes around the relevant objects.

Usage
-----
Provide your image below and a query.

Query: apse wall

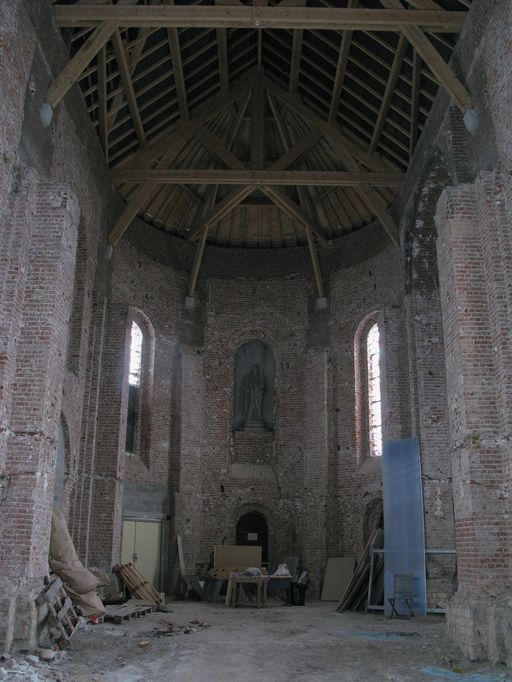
[111,219,403,593]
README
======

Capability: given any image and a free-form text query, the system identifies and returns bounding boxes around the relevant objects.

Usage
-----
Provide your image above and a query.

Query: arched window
[355,312,384,462]
[367,323,382,457]
[126,321,143,453]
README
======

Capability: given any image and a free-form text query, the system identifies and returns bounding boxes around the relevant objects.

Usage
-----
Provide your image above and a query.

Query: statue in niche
[233,339,274,432]
[243,364,266,427]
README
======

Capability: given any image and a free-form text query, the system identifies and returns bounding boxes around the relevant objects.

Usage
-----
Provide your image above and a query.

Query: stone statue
[243,363,266,428]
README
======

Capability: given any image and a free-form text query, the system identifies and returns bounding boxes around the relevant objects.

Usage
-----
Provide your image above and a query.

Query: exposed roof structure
[49,0,473,277]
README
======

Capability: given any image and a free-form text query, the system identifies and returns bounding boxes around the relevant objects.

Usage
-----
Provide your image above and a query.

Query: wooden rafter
[46,20,116,108]
[410,48,422,158]
[264,78,393,173]
[54,6,466,33]
[187,93,248,296]
[112,28,146,145]
[112,169,402,187]
[108,81,253,246]
[251,68,265,170]
[261,186,326,243]
[187,186,255,240]
[328,0,358,124]
[267,90,326,291]
[97,45,108,157]
[106,28,153,129]
[369,34,407,154]
[117,77,253,169]
[265,80,400,245]
[380,0,472,113]
[163,1,188,121]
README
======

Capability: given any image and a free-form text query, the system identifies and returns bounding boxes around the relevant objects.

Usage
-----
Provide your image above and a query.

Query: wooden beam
[264,78,392,172]
[168,27,188,120]
[261,186,326,242]
[289,28,303,93]
[369,34,407,154]
[187,186,254,240]
[194,129,246,170]
[266,80,400,245]
[358,185,399,246]
[117,77,252,169]
[267,90,327,245]
[304,223,325,298]
[409,48,421,159]
[112,168,403,186]
[112,28,146,145]
[216,27,229,93]
[107,28,153,129]
[328,0,357,124]
[403,0,442,8]
[405,25,471,111]
[380,0,472,112]
[270,126,323,170]
[97,45,108,158]
[163,0,188,120]
[188,225,210,296]
[45,20,116,108]
[251,69,265,170]
[54,6,467,32]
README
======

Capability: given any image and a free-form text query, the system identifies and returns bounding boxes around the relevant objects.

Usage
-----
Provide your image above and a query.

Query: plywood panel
[321,557,356,601]
[214,545,261,569]
[135,521,162,590]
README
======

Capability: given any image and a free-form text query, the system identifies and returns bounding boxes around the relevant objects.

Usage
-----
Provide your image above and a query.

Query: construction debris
[336,528,384,613]
[36,576,79,650]
[113,563,164,606]
[147,619,212,638]
[49,508,105,618]
[104,603,154,624]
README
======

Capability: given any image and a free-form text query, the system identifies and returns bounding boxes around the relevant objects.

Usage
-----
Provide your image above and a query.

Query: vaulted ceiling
[50,0,472,272]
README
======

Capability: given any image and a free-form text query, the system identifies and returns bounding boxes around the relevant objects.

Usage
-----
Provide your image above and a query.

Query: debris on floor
[0,651,65,682]
[146,618,213,638]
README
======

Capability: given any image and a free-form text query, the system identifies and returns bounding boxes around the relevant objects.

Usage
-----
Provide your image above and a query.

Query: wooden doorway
[121,519,162,590]
[236,512,268,564]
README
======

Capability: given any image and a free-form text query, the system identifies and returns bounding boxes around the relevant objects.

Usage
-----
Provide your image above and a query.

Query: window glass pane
[367,323,382,457]
[129,321,143,387]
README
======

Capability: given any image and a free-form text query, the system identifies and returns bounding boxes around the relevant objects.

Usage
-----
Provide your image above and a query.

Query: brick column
[86,303,129,569]
[436,176,512,664]
[0,175,79,651]
[302,348,330,596]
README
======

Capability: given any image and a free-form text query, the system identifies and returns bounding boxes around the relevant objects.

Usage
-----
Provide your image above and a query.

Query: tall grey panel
[382,437,426,616]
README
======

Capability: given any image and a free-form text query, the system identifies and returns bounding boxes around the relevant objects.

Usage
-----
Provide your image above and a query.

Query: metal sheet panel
[382,437,426,616]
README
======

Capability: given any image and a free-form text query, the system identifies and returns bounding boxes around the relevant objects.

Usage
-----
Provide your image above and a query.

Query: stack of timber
[113,563,164,606]
[37,576,79,649]
[336,528,384,613]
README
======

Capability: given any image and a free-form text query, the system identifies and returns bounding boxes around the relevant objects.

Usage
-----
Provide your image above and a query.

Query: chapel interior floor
[53,600,510,682]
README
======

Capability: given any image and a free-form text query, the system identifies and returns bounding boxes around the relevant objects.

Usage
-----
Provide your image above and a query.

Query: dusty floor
[41,601,511,682]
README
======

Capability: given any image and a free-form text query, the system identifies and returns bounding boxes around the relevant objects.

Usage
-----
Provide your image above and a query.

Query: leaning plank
[114,563,163,605]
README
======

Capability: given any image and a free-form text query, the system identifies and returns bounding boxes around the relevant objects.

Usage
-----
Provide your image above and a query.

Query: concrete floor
[51,601,510,682]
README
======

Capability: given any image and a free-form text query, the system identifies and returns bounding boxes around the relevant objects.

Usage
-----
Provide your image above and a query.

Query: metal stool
[388,573,414,618]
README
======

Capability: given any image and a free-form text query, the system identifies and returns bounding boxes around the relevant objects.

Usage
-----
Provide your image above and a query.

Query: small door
[121,520,161,590]
[236,512,268,564]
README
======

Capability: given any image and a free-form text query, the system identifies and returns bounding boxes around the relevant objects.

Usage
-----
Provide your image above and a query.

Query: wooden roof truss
[49,0,473,293]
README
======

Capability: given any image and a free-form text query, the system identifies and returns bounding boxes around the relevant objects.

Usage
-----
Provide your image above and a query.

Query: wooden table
[226,575,270,608]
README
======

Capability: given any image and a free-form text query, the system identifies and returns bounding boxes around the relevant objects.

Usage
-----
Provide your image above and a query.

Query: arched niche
[236,511,269,564]
[233,340,274,432]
